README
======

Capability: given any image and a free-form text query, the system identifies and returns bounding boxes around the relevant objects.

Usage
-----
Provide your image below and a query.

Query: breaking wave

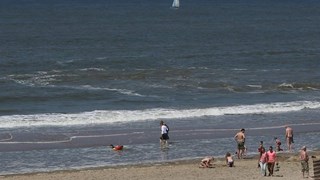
[0,101,319,128]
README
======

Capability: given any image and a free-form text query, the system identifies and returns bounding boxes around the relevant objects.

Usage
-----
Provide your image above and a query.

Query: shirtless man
[300,146,309,178]
[285,126,294,152]
[234,129,246,159]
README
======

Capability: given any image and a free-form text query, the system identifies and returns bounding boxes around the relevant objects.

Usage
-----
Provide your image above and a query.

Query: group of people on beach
[235,126,309,178]
[159,121,310,178]
[257,142,279,176]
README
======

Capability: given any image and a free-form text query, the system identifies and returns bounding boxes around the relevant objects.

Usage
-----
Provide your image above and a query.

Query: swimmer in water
[109,144,124,151]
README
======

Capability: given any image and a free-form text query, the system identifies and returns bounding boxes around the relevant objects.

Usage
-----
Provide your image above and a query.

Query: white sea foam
[79,68,106,71]
[247,84,262,88]
[0,132,144,144]
[8,73,62,87]
[279,83,294,88]
[232,68,247,71]
[9,73,145,97]
[0,101,319,128]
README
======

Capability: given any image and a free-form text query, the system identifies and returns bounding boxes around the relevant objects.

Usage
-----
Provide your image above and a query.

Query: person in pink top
[257,141,264,168]
[259,147,267,176]
[266,146,277,176]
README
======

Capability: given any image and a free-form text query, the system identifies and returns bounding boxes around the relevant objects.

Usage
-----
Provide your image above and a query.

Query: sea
[1,0,320,175]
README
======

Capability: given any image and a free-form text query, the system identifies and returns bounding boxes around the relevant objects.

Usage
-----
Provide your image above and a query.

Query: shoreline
[3,151,320,180]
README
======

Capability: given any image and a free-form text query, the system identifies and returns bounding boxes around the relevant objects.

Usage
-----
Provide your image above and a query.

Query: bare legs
[286,138,293,152]
[160,139,168,148]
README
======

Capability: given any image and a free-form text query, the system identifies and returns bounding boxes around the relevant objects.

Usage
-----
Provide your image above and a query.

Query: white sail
[172,0,179,8]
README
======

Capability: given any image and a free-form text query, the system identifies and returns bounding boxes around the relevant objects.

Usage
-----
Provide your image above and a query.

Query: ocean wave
[278,83,294,88]
[194,82,320,93]
[0,101,319,128]
[79,68,106,72]
[7,73,60,87]
[7,72,145,97]
[76,85,145,97]
[231,68,247,71]
[247,84,262,88]
[278,83,320,90]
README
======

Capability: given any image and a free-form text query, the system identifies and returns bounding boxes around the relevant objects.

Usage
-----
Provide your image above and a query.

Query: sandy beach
[3,151,319,180]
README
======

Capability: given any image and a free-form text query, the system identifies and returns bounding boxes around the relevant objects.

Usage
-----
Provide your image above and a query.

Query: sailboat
[172,0,179,8]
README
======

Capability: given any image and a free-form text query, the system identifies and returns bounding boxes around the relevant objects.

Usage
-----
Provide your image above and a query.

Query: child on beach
[274,137,283,152]
[225,152,234,167]
[199,156,214,168]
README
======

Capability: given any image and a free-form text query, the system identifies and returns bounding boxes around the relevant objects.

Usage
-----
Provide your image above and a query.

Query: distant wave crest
[278,83,320,90]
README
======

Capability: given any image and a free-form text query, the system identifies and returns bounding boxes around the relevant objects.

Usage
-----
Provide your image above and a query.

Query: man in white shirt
[160,120,169,146]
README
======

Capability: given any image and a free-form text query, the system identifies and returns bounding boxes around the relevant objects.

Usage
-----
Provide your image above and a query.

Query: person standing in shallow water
[234,128,246,159]
[160,120,169,147]
[285,126,294,152]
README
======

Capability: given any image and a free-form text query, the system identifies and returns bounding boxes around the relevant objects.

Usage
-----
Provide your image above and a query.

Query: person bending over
[199,156,214,168]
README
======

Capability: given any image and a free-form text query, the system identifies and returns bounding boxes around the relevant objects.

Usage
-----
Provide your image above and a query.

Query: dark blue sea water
[1,0,320,175]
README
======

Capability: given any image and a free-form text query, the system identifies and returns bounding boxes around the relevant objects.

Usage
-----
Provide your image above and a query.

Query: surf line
[0,133,13,142]
[172,122,320,133]
[246,122,320,130]
[0,132,144,144]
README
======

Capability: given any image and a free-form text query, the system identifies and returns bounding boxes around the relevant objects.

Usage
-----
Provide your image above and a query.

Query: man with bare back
[285,126,294,152]
[234,128,246,159]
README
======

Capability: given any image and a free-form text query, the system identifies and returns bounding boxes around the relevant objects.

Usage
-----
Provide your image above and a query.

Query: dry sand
[2,151,319,180]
